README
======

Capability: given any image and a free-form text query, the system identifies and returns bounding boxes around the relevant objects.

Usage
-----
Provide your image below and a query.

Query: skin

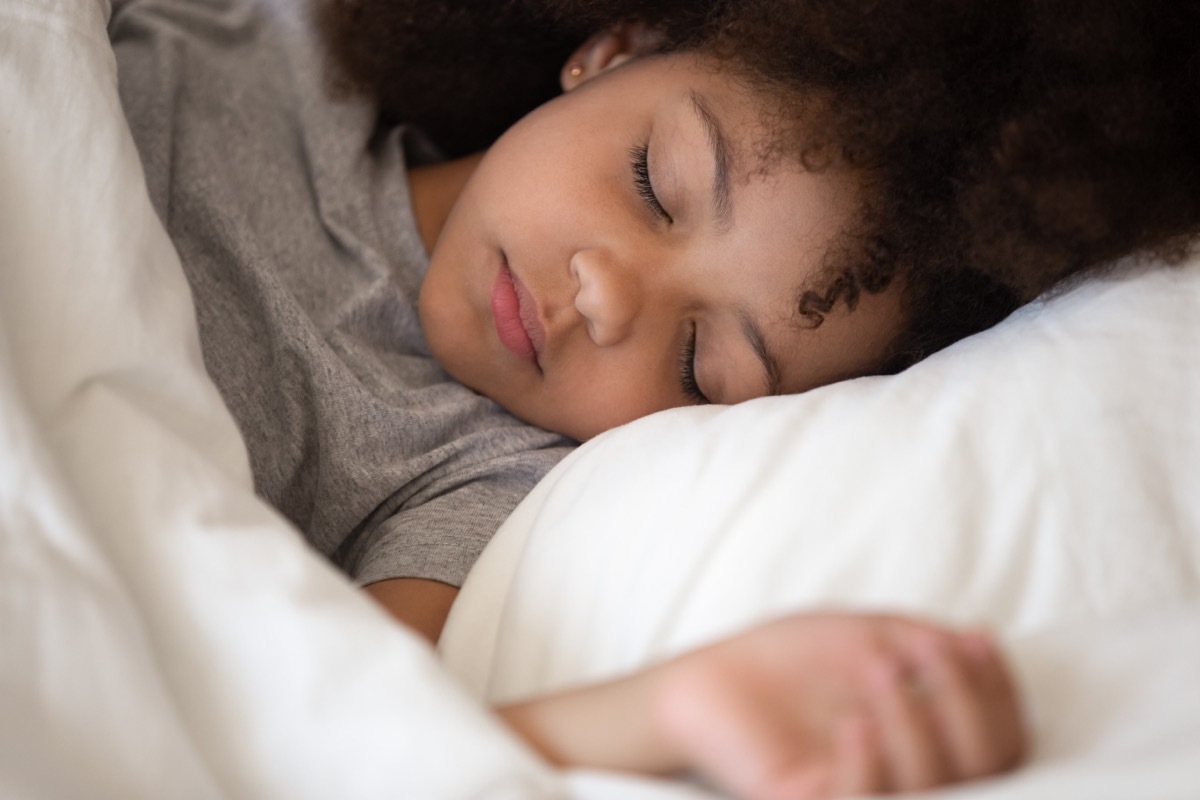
[417,39,905,441]
[502,614,1026,799]
[364,28,1026,799]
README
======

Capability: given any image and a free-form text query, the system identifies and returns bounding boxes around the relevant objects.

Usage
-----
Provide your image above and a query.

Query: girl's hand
[651,613,1027,800]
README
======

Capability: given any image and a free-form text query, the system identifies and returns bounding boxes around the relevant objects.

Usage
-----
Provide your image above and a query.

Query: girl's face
[419,51,904,440]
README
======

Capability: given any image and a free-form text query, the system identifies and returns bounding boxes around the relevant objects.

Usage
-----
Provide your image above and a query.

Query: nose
[570,247,643,347]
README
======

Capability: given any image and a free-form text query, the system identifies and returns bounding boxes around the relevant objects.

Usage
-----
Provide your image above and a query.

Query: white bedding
[0,1,559,797]
[440,260,1200,797]
[2,1,1198,799]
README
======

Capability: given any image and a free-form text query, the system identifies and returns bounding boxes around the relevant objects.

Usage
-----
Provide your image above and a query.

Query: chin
[502,399,587,442]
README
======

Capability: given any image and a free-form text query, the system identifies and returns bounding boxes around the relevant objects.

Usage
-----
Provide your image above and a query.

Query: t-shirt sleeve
[341,445,571,588]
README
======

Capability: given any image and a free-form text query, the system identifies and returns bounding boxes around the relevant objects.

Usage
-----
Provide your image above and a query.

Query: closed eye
[679,322,709,404]
[630,142,673,224]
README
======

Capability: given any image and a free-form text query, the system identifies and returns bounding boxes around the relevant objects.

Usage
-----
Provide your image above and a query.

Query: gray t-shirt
[110,0,573,587]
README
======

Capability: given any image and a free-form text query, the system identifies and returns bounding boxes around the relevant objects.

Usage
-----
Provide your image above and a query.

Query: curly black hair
[319,0,1200,372]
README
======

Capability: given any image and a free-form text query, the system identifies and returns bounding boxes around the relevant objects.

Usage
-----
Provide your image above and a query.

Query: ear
[560,22,662,91]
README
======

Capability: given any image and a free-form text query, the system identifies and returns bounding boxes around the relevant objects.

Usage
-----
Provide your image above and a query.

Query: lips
[491,257,545,367]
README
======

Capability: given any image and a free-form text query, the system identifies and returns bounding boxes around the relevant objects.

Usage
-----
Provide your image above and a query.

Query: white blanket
[0,1,561,797]
[2,1,1198,799]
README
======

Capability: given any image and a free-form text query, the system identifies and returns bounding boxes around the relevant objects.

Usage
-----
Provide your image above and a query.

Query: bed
[2,1,1198,797]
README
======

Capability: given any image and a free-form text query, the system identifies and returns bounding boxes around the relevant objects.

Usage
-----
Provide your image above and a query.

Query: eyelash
[630,142,672,224]
[679,323,709,405]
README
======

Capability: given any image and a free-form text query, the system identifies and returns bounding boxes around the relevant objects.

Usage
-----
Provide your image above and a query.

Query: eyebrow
[737,309,785,397]
[689,91,734,232]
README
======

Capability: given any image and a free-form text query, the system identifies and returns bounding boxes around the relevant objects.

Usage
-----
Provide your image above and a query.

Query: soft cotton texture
[442,259,1200,797]
[0,1,562,796]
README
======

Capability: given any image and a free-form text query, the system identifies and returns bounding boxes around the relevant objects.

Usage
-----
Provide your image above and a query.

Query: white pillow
[441,258,1200,796]
[442,257,1200,701]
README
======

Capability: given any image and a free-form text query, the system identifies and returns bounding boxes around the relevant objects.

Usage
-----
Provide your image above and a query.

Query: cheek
[417,270,461,370]
[418,253,486,375]
[483,106,581,194]
[480,96,630,227]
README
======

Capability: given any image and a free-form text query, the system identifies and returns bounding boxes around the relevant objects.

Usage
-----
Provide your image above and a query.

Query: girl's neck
[408,152,484,255]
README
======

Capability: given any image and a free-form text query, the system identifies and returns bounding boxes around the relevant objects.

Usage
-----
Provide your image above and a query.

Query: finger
[829,714,885,798]
[917,633,1002,778]
[867,658,949,791]
[961,630,1029,769]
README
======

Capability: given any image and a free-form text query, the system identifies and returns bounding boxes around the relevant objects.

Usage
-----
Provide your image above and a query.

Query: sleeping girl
[108,0,1198,797]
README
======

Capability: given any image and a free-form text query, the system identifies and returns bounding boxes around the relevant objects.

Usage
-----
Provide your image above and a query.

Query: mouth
[490,254,546,369]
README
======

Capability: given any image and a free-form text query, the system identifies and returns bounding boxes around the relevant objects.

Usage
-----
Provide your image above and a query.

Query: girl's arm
[369,584,1026,799]
[364,577,459,644]
[497,614,1026,798]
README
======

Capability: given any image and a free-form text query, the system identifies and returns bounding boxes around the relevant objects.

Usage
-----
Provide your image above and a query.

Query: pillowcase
[442,255,1200,703]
